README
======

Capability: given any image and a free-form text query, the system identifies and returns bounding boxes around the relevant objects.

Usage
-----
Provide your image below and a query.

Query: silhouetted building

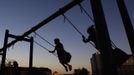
[117,56,134,75]
[91,52,134,75]
[4,67,52,75]
[90,52,102,75]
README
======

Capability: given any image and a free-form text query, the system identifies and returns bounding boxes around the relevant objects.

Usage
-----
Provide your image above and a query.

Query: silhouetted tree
[73,68,89,75]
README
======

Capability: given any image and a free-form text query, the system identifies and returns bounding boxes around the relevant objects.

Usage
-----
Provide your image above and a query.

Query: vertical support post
[90,0,117,75]
[1,30,9,75]
[116,0,134,55]
[29,37,34,75]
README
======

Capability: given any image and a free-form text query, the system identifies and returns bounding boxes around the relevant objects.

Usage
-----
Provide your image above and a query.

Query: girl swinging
[49,38,72,72]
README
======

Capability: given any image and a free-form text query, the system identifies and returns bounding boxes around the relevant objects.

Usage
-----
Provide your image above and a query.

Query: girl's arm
[49,47,56,53]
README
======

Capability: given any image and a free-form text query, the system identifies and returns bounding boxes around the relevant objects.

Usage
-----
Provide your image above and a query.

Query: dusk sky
[0,0,134,74]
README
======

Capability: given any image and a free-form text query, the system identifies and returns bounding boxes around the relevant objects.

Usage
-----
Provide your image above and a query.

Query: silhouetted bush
[73,68,89,75]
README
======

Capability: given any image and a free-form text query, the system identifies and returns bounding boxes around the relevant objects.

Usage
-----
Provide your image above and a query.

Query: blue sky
[0,0,134,74]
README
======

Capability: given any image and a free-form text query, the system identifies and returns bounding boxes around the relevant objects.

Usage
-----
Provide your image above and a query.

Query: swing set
[0,0,83,75]
[0,0,133,75]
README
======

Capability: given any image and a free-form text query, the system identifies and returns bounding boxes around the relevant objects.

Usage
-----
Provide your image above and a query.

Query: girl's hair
[54,38,60,42]
[87,25,95,33]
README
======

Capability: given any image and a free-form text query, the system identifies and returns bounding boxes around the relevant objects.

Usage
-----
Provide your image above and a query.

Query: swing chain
[27,35,57,57]
[78,3,94,23]
[34,32,55,47]
[62,14,98,49]
[62,14,84,36]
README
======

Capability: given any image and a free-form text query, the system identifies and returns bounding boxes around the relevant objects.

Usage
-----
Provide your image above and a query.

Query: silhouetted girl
[49,38,72,72]
[82,25,99,50]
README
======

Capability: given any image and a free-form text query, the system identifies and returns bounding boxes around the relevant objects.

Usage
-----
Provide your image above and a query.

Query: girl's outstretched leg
[61,63,68,72]
[66,63,72,71]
